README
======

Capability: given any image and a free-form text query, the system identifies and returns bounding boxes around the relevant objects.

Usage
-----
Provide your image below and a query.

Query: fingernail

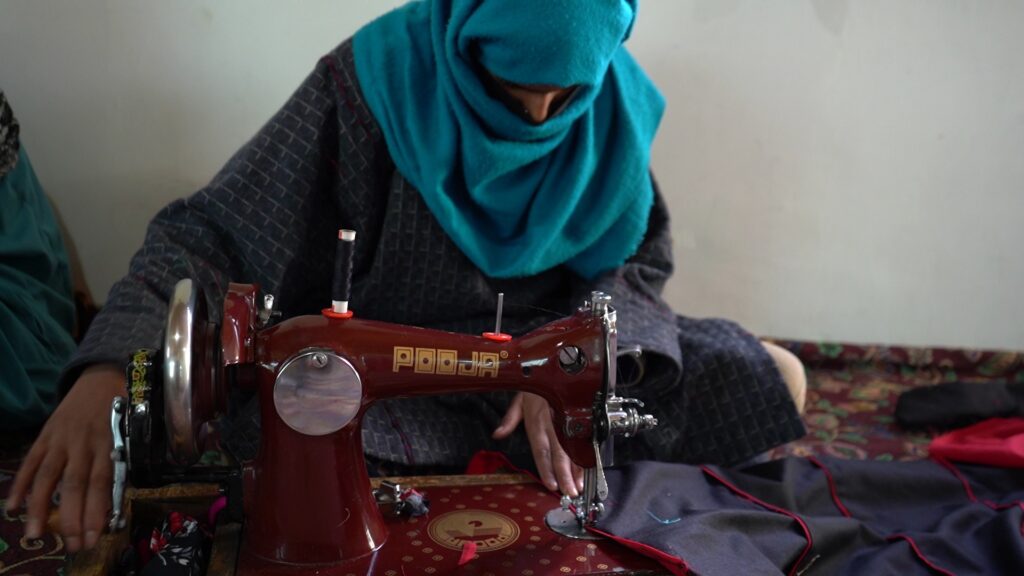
[66,535,81,551]
[85,530,99,548]
[25,519,41,539]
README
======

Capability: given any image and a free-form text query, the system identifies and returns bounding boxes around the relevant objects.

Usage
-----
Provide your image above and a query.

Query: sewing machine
[108,230,658,575]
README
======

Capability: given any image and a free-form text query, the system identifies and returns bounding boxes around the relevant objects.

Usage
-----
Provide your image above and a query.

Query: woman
[7,0,806,553]
[0,91,77,433]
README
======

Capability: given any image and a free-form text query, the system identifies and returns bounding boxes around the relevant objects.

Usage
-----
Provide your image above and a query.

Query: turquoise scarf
[353,0,664,279]
[0,148,76,430]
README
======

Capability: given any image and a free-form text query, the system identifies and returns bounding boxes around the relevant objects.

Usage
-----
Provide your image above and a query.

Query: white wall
[1,1,1021,349]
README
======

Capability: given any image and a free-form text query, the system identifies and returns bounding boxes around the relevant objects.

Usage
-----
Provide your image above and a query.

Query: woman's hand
[5,364,124,552]
[492,392,584,496]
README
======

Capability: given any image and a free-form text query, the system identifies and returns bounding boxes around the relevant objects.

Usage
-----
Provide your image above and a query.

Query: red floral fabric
[768,341,1024,461]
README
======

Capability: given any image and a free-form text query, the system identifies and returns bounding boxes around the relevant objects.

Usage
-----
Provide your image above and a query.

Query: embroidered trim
[0,91,20,178]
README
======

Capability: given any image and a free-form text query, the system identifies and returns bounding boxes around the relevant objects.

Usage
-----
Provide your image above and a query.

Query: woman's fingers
[545,424,578,497]
[493,392,585,497]
[520,393,579,496]
[5,436,47,514]
[523,399,557,491]
[6,364,124,549]
[492,392,525,439]
[56,449,91,552]
[82,452,113,549]
[24,448,65,540]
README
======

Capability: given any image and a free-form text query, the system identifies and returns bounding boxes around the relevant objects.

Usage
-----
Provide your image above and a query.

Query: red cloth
[464,450,515,475]
[458,540,478,566]
[930,417,1024,467]
[465,450,550,486]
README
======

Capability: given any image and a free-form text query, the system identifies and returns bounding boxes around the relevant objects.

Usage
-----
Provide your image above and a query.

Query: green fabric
[0,148,76,430]
[353,0,664,279]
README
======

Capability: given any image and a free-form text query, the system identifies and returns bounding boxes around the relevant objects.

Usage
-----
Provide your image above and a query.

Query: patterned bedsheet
[770,341,1024,461]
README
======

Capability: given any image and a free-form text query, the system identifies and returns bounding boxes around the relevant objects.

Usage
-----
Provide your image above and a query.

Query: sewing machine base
[69,475,665,576]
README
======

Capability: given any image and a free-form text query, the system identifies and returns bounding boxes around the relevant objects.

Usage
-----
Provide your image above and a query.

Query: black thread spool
[331,229,356,315]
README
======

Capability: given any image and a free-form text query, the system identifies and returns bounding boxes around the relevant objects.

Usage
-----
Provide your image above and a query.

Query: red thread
[321,55,372,129]
[381,403,415,466]
[931,456,978,502]
[934,456,1024,537]
[806,456,853,518]
[701,465,814,576]
[886,534,957,576]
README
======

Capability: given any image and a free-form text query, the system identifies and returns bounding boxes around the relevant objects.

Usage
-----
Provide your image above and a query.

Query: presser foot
[544,506,603,540]
[544,473,606,541]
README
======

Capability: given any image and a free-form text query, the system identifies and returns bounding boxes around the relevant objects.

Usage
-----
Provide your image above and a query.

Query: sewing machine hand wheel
[115,279,220,480]
[111,279,221,529]
[162,278,220,466]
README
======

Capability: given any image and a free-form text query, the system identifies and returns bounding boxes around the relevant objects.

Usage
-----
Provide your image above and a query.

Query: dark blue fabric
[599,458,1024,575]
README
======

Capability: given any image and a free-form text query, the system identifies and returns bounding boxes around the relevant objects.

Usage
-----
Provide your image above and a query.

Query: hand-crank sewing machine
[107,230,658,575]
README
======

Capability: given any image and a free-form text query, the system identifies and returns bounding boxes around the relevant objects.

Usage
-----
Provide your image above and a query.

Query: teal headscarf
[353,0,664,279]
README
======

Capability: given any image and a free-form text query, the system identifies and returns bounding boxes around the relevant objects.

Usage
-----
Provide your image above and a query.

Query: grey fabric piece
[66,40,804,468]
[0,92,19,179]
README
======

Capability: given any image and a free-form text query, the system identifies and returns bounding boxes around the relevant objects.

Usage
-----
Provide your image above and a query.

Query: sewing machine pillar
[242,402,385,564]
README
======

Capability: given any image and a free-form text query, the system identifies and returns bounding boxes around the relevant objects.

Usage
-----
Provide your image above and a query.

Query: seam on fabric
[699,465,813,576]
[931,456,978,502]
[585,525,691,576]
[933,456,1024,537]
[885,534,957,576]
[806,456,853,518]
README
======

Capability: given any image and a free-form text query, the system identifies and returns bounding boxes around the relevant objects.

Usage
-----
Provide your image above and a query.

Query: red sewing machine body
[111,232,656,575]
[222,288,607,567]
[192,277,619,572]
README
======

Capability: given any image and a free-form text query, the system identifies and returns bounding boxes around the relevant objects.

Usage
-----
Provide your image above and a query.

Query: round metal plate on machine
[274,350,362,436]
[545,508,603,540]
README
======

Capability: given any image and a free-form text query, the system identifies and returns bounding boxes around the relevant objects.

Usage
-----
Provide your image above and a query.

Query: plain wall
[1,0,1021,349]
